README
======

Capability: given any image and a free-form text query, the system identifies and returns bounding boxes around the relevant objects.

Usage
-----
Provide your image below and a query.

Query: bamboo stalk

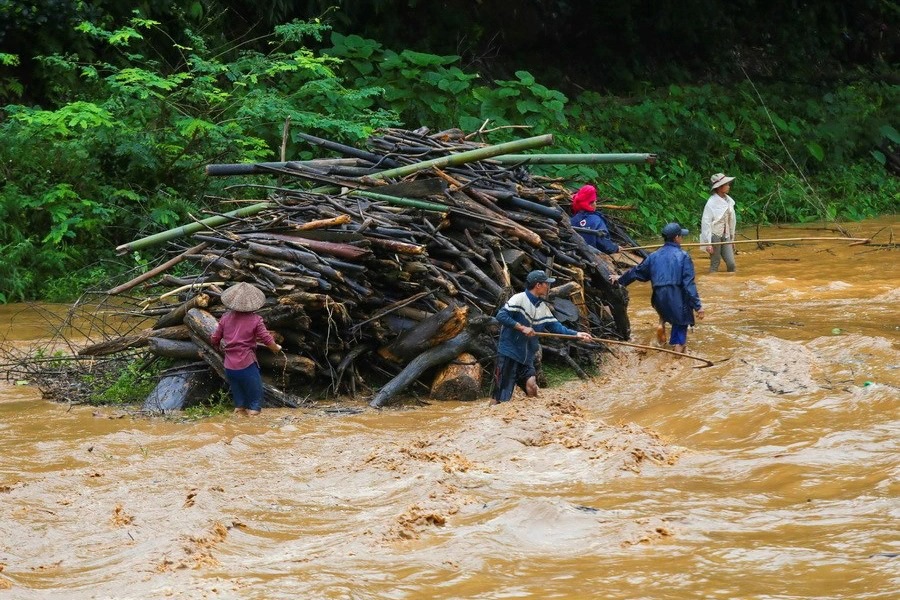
[348,190,449,213]
[621,236,872,251]
[491,153,656,165]
[116,202,273,255]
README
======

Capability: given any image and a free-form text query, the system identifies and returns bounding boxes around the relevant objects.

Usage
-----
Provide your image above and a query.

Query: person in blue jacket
[610,223,705,353]
[492,270,592,404]
[570,184,619,254]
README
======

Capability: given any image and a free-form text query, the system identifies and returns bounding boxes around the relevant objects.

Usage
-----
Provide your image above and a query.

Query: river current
[1,218,897,599]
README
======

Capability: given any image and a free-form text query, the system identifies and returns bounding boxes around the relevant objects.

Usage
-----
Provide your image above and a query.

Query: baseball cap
[525,270,556,286]
[661,222,689,241]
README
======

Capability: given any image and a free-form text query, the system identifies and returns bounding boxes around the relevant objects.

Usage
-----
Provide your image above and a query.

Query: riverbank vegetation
[1,2,897,303]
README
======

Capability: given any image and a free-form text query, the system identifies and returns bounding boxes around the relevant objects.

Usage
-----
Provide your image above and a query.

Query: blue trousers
[225,363,263,411]
[492,355,536,402]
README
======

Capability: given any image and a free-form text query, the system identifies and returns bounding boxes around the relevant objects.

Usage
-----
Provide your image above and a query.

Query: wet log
[378,304,468,363]
[142,368,221,413]
[429,353,482,401]
[154,293,211,329]
[369,317,490,408]
[148,337,201,360]
[238,232,372,261]
[257,352,317,377]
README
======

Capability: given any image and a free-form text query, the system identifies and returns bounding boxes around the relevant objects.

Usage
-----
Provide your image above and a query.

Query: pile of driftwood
[78,127,652,410]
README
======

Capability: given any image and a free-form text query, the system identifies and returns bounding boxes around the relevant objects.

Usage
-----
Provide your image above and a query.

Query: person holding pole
[610,223,705,354]
[701,172,738,272]
[492,270,592,404]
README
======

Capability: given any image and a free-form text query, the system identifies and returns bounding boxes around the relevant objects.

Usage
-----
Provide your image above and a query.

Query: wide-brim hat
[220,282,266,312]
[710,172,735,190]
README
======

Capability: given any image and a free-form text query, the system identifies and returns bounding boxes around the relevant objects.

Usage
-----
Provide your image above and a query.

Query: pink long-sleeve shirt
[210,311,276,370]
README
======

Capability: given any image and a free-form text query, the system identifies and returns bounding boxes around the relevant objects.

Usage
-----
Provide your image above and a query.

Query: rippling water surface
[1,218,897,599]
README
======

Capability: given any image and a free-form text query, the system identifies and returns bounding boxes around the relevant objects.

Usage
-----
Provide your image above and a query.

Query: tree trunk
[430,353,482,401]
[378,304,468,363]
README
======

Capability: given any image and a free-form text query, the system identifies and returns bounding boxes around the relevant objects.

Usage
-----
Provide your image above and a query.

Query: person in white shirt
[700,172,738,272]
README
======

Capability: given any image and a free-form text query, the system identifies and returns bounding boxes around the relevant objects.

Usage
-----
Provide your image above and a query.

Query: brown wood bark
[430,353,482,401]
[78,325,190,356]
[378,304,469,363]
[154,293,211,329]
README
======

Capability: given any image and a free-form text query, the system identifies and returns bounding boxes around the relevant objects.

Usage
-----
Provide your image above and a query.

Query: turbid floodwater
[1,218,897,599]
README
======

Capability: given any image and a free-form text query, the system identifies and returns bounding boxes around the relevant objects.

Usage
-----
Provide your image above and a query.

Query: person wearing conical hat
[700,172,738,272]
[569,184,619,255]
[210,282,282,415]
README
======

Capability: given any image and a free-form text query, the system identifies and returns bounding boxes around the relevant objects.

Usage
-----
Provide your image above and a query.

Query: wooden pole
[106,243,207,294]
[491,153,656,165]
[534,331,715,368]
[622,236,872,252]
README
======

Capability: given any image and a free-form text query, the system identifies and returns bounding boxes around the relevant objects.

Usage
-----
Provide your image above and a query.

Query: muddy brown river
[1,219,898,599]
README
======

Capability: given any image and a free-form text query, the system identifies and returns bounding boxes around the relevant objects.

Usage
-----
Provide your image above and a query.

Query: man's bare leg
[656,318,666,345]
[525,376,539,397]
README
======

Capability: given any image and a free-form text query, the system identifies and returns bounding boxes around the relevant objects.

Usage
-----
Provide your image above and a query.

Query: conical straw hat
[220,282,265,312]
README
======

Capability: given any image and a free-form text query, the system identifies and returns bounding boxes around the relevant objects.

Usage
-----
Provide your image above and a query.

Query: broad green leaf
[807,142,825,162]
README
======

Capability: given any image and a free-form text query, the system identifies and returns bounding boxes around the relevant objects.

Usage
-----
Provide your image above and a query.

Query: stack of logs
[80,127,651,409]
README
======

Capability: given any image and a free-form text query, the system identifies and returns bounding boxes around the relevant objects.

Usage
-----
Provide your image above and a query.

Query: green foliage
[87,359,160,406]
[182,388,232,419]
[0,13,896,305]
[326,33,566,134]
[0,16,398,302]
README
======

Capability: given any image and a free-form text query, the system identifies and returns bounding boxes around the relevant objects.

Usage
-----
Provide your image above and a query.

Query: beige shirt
[700,193,736,244]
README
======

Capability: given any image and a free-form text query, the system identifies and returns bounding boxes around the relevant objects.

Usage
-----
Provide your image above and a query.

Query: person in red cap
[569,184,619,254]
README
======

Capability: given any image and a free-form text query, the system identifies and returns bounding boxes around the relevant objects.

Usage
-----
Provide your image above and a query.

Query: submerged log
[142,368,221,412]
[430,352,482,401]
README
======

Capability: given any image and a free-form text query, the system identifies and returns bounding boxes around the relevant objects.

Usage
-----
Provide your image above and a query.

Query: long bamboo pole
[114,202,274,255]
[621,236,872,252]
[534,331,714,368]
[106,242,207,294]
[362,134,554,181]
[491,153,656,165]
[348,190,449,213]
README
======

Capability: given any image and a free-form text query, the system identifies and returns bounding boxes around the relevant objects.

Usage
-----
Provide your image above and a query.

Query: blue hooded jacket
[617,242,702,326]
[571,210,619,254]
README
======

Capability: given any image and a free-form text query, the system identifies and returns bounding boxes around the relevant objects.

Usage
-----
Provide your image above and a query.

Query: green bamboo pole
[491,153,656,165]
[115,201,275,255]
[364,134,554,181]
[348,190,449,213]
